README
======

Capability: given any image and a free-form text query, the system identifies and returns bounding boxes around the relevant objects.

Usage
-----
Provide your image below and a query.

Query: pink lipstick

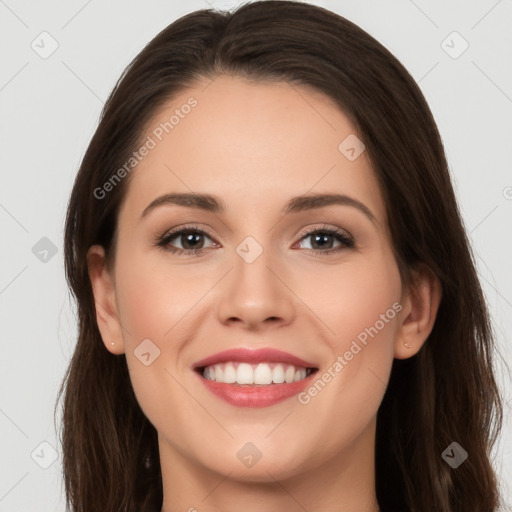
[193,348,318,408]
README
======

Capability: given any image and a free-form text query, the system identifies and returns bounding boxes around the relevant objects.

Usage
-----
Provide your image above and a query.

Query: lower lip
[196,371,316,408]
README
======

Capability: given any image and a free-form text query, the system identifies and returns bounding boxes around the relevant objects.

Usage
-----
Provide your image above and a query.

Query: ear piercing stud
[404,342,411,348]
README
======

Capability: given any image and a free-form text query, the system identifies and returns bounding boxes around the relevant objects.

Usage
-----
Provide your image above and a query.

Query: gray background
[1,0,511,510]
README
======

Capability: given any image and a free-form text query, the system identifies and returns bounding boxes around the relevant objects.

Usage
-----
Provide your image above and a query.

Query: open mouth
[192,348,320,407]
[195,362,319,386]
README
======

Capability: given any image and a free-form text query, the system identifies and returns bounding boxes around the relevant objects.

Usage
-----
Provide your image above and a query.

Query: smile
[199,361,315,385]
[193,347,319,407]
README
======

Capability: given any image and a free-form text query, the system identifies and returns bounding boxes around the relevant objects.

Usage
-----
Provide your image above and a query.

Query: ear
[394,265,442,359]
[87,245,125,355]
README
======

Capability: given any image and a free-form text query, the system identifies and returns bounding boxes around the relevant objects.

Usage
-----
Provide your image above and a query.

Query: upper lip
[193,347,318,370]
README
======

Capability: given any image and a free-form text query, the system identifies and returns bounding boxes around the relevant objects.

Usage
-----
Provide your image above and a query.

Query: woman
[55,1,505,511]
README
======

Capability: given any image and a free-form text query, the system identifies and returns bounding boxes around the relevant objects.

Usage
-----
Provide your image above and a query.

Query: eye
[155,224,355,256]
[295,225,355,255]
[155,225,217,256]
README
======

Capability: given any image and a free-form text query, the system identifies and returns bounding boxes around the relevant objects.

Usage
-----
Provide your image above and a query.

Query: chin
[200,443,313,483]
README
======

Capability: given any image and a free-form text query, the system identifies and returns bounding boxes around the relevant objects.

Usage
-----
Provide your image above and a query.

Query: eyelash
[155,224,355,257]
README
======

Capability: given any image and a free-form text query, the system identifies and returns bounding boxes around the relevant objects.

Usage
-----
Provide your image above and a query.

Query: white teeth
[236,363,253,385]
[285,365,295,383]
[272,364,285,384]
[254,363,273,385]
[223,363,237,383]
[201,361,312,385]
[294,368,307,382]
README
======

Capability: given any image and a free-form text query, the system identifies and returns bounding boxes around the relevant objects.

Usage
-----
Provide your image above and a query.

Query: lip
[193,347,318,370]
[196,374,318,408]
[193,347,319,408]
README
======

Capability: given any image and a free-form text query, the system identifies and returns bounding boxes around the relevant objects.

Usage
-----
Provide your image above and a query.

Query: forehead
[119,75,386,226]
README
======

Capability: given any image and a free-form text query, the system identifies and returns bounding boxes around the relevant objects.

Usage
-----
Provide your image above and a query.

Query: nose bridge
[215,231,295,328]
[232,232,280,302]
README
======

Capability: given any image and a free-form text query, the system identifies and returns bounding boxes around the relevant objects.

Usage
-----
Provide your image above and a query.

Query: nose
[215,246,296,331]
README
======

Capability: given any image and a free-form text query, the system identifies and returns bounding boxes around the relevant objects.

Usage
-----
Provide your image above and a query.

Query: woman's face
[90,75,413,483]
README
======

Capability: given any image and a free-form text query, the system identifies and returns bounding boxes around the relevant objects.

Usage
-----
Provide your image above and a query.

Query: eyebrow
[140,192,376,223]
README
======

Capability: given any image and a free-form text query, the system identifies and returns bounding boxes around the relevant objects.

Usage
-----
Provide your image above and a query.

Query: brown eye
[297,226,355,254]
[156,227,217,255]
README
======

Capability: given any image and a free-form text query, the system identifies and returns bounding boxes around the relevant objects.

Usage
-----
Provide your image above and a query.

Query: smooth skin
[88,75,441,512]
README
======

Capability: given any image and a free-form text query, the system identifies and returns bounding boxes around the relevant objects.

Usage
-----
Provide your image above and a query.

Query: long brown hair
[55,1,505,510]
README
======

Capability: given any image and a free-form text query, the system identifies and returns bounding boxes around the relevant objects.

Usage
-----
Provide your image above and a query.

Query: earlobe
[87,245,125,355]
[394,266,442,360]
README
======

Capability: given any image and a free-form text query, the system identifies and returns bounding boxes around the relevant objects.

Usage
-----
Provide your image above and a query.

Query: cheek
[303,250,401,414]
[292,262,401,457]
[336,263,400,347]
[112,252,205,437]
[313,249,402,355]
[114,250,211,343]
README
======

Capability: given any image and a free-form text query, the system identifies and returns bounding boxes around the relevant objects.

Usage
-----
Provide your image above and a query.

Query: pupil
[313,233,332,249]
[183,233,202,250]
